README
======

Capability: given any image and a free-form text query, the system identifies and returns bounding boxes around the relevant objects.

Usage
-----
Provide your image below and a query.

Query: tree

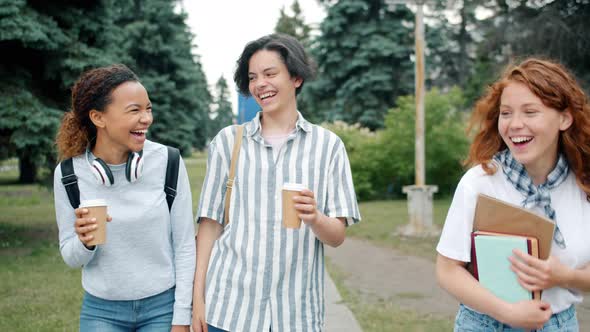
[274,0,316,121]
[309,0,415,130]
[210,76,234,136]
[378,87,469,197]
[424,0,480,91]
[0,0,127,183]
[0,0,212,182]
[0,83,62,183]
[464,0,590,104]
[114,0,212,154]
[275,0,312,49]
[324,88,469,200]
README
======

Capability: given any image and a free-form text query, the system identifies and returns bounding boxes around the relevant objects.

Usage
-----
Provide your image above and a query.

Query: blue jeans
[454,304,578,332]
[80,287,175,331]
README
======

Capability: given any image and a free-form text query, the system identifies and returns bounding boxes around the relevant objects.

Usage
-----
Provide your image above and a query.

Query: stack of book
[471,230,540,302]
[470,194,555,303]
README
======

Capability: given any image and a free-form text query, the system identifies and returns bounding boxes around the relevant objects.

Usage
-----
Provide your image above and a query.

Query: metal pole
[414,1,425,186]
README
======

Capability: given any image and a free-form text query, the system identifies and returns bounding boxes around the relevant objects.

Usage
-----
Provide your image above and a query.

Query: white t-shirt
[437,163,590,313]
[263,129,296,150]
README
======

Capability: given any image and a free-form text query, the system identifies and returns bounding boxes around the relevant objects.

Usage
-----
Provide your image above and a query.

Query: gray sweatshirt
[53,140,195,325]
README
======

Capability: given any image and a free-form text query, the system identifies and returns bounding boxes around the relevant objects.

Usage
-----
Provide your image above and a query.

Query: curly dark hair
[55,64,139,160]
[234,33,316,96]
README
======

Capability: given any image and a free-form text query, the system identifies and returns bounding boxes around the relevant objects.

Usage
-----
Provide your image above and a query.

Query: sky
[182,0,326,114]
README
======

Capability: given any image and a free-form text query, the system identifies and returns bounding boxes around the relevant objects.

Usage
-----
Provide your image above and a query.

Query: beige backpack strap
[224,125,244,226]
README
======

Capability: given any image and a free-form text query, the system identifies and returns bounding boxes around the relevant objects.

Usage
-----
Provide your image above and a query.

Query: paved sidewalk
[324,273,363,332]
[326,237,590,330]
[326,238,457,318]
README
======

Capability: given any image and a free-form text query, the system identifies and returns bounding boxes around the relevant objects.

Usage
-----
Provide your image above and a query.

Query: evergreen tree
[275,0,312,49]
[309,0,415,130]
[114,0,212,154]
[477,0,590,87]
[210,76,234,136]
[424,0,479,91]
[462,0,590,103]
[0,0,212,182]
[0,0,126,183]
[274,0,317,121]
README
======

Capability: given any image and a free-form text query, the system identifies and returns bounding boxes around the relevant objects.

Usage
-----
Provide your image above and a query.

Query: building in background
[237,94,260,124]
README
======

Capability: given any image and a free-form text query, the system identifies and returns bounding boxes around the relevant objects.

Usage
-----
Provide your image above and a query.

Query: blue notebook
[473,234,532,303]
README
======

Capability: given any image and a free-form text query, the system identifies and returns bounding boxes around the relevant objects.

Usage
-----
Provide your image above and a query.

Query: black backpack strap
[60,158,80,209]
[165,146,180,212]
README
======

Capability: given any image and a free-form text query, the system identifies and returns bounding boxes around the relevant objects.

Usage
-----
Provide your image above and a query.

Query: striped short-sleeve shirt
[197,112,361,332]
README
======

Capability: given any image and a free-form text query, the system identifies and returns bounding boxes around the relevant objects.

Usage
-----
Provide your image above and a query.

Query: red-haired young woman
[437,58,590,331]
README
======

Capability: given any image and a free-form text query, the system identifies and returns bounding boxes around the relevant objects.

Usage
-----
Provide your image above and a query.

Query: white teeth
[260,92,276,99]
[131,130,147,134]
[511,136,532,143]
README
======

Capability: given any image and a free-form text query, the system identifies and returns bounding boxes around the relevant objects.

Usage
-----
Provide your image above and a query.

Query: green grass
[185,151,208,209]
[348,199,451,261]
[0,178,79,331]
[0,153,209,331]
[329,191,455,330]
[1,244,83,331]
[0,152,454,331]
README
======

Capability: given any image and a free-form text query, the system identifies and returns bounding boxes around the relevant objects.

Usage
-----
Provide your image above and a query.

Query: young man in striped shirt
[192,34,361,332]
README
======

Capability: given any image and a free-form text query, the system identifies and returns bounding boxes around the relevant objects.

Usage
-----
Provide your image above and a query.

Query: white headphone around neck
[86,149,144,186]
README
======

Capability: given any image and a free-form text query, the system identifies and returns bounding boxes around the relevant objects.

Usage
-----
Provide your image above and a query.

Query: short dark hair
[234,33,316,96]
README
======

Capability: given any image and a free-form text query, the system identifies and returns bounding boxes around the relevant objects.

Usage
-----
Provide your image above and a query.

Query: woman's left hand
[170,325,189,332]
[510,250,572,291]
[293,189,322,226]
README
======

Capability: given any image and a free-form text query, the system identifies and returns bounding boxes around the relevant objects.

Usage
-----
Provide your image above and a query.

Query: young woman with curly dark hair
[54,64,195,332]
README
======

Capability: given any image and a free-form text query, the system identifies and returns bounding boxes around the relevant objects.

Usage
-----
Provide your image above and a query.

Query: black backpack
[60,146,181,211]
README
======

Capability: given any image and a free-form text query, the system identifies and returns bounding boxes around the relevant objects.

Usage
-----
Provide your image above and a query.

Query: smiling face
[498,81,572,175]
[247,49,302,115]
[91,81,153,158]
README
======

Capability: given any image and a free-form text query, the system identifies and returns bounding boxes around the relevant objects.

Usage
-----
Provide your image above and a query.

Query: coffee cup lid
[79,199,107,208]
[282,183,307,191]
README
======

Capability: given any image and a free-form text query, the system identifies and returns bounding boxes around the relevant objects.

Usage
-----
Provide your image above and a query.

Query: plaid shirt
[493,149,569,248]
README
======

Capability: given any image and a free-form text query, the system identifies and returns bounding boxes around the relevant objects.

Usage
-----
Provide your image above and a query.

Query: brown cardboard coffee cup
[282,183,307,229]
[79,199,108,246]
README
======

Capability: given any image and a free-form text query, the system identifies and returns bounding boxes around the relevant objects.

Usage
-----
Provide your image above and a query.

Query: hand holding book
[498,300,552,331]
[471,232,541,301]
[510,249,573,292]
[470,194,559,303]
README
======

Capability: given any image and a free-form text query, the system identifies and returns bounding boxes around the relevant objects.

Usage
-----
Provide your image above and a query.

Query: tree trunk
[458,3,468,86]
[18,152,37,184]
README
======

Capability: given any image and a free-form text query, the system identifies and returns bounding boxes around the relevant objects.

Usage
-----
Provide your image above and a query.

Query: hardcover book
[471,231,541,302]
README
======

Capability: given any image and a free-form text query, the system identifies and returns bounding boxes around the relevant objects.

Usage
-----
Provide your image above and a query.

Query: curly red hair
[465,58,590,200]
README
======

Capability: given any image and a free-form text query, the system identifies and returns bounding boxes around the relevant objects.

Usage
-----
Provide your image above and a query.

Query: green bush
[380,87,470,197]
[322,121,380,200]
[325,87,470,200]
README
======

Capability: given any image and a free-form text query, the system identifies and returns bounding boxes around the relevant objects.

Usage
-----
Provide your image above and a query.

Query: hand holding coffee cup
[283,183,321,228]
[292,189,321,226]
[282,183,308,229]
[75,199,111,248]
